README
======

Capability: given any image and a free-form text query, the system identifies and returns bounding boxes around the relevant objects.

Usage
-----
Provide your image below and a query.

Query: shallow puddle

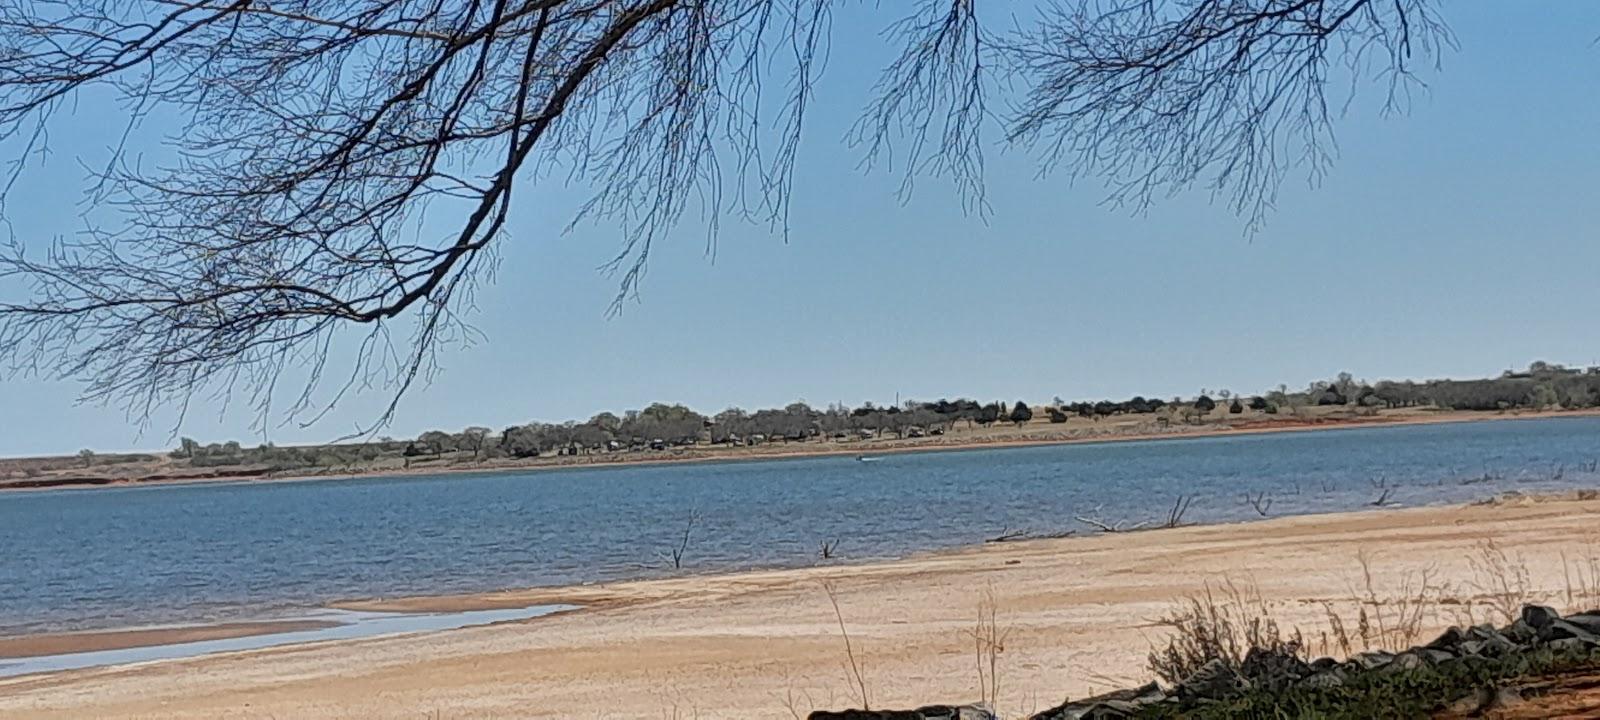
[0,604,576,677]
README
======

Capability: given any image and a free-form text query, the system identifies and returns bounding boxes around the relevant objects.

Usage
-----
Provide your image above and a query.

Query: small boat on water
[855,455,878,463]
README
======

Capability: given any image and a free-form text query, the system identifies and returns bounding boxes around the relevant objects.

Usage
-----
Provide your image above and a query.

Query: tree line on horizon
[163,362,1600,469]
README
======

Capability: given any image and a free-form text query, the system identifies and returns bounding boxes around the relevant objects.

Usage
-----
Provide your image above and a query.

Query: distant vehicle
[649,439,665,451]
[907,426,925,438]
[929,427,945,436]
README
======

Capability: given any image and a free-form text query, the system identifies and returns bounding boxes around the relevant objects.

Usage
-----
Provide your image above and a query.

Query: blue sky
[3,1,1599,456]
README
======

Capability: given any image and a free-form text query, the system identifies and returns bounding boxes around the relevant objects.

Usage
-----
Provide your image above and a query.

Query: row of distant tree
[167,362,1600,466]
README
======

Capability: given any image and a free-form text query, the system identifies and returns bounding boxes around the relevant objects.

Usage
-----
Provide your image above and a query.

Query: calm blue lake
[2,417,1597,635]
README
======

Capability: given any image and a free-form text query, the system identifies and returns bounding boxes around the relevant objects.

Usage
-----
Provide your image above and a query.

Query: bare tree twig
[822,582,870,711]
[1244,490,1273,517]
[1162,494,1194,529]
[667,508,699,569]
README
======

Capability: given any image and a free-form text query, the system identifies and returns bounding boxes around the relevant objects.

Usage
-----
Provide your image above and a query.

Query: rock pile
[1028,604,1600,719]
[807,605,1600,720]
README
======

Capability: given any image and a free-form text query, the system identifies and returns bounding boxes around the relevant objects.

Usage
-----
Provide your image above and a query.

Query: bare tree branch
[0,0,1453,434]
[1005,0,1452,231]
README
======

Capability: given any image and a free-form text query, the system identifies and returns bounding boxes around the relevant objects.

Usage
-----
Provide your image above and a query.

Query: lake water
[3,417,1598,636]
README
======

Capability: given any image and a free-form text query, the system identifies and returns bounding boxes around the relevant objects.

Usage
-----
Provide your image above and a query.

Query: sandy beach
[3,494,1599,719]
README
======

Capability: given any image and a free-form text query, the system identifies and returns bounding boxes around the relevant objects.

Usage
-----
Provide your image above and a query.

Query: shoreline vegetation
[6,363,1600,493]
[5,492,1600,718]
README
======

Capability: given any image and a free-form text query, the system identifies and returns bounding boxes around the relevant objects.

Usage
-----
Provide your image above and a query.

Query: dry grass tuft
[1147,580,1303,686]
[1351,549,1442,651]
[1466,540,1533,625]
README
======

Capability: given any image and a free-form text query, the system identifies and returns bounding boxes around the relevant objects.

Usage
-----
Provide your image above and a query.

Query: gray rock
[1538,619,1600,645]
[1375,651,1426,675]
[1061,701,1138,720]
[1565,612,1600,635]
[1238,646,1311,689]
[1174,659,1249,701]
[1296,669,1346,689]
[1028,682,1166,720]
[1467,623,1503,641]
[1425,626,1465,651]
[1349,650,1395,670]
[1521,604,1560,630]
[809,705,994,720]
[1505,619,1538,645]
[1419,648,1456,664]
[1468,625,1523,654]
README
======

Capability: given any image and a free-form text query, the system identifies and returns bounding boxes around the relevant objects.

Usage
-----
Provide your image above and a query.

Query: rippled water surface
[3,417,1597,634]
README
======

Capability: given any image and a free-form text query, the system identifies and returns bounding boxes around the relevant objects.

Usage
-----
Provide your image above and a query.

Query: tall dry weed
[1467,540,1533,625]
[1147,579,1303,686]
[966,589,1011,712]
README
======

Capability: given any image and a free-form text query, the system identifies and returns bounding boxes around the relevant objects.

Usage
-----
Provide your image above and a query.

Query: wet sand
[3,494,1599,719]
[0,620,337,659]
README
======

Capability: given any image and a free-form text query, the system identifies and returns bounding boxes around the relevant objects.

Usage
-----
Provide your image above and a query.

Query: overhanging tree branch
[0,0,1452,434]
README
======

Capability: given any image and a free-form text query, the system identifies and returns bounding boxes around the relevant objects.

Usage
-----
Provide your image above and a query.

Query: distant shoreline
[4,407,1596,493]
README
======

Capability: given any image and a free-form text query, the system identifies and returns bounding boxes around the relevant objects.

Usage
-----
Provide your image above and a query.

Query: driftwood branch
[986,527,1075,543]
[1244,491,1273,517]
[1162,495,1194,529]
[1077,495,1193,533]
[987,527,1030,543]
[666,509,699,569]
[823,582,870,711]
[1074,515,1149,534]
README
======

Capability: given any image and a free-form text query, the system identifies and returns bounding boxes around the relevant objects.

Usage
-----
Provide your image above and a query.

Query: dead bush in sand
[1466,540,1533,625]
[1148,580,1304,686]
[967,589,1011,710]
[821,583,870,710]
[1150,554,1453,683]
[1561,538,1600,611]
[811,584,1013,717]
[1346,550,1444,652]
